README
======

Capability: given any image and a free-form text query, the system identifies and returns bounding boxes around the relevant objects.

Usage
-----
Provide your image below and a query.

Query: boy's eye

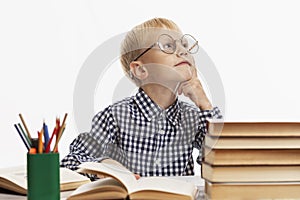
[182,42,189,48]
[163,42,175,50]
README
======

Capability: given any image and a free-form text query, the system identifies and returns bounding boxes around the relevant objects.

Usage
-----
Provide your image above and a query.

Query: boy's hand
[177,66,213,110]
[97,173,140,180]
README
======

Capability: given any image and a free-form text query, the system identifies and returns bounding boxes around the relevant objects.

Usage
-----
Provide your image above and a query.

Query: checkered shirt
[61,89,221,179]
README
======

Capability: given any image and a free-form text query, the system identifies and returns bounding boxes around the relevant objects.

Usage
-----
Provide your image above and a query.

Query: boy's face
[137,29,196,87]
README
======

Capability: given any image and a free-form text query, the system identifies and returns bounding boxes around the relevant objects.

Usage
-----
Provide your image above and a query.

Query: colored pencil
[17,123,32,146]
[18,113,32,139]
[38,131,43,153]
[14,124,30,150]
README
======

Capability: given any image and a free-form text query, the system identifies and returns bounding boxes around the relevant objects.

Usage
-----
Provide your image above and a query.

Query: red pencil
[45,118,59,153]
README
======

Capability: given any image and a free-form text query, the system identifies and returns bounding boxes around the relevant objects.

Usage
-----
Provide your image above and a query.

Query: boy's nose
[175,44,188,57]
[177,51,188,57]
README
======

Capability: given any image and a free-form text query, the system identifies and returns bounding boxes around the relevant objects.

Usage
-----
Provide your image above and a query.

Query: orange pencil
[29,148,37,154]
[38,131,43,153]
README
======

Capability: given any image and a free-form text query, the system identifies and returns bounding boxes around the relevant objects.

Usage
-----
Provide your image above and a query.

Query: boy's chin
[162,72,192,83]
[176,70,193,82]
[146,66,192,85]
[174,66,192,77]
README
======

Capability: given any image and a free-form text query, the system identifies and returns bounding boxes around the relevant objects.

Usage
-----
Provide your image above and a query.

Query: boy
[61,18,222,179]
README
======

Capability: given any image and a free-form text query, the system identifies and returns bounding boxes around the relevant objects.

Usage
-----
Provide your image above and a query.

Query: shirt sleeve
[60,105,119,180]
[194,106,222,164]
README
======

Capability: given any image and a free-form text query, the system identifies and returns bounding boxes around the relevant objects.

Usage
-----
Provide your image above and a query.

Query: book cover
[207,121,300,137]
[203,147,300,165]
[205,181,300,200]
[201,162,300,183]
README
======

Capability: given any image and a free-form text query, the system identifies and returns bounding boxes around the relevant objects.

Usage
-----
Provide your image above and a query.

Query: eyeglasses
[133,34,199,61]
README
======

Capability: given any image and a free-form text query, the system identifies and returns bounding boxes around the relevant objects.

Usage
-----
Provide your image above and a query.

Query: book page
[0,166,27,192]
[0,166,90,193]
[77,161,198,198]
[164,175,204,187]
[69,177,126,196]
[60,168,90,183]
[77,161,137,192]
[60,168,91,190]
[129,176,197,196]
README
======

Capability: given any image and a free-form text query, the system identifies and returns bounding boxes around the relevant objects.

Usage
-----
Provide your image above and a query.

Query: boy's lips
[174,61,191,67]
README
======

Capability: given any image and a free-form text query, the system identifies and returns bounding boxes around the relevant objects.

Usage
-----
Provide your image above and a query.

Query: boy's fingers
[134,174,141,180]
[97,174,107,179]
[98,173,140,180]
[177,84,182,95]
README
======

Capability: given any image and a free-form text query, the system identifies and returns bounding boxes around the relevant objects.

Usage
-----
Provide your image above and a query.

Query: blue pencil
[14,124,30,150]
[43,122,50,150]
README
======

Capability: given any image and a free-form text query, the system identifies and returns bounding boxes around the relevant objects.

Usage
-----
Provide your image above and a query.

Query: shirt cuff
[93,156,111,163]
[206,106,223,119]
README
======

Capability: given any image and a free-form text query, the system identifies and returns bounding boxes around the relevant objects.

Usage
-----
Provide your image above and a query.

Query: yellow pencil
[61,113,68,128]
[52,113,67,152]
[52,123,66,152]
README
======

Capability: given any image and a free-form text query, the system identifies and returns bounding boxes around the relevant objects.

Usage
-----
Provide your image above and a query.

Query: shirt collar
[134,88,180,125]
[165,99,180,126]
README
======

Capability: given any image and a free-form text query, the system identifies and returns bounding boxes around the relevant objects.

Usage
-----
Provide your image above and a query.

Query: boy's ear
[129,61,148,80]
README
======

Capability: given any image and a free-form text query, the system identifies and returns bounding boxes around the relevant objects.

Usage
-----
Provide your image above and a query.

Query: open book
[67,159,198,200]
[0,166,90,195]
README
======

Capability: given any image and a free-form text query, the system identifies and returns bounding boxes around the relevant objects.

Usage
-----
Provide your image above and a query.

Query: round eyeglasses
[133,34,199,61]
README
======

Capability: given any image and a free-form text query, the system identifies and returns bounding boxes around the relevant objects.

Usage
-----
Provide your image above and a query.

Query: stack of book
[201,121,300,200]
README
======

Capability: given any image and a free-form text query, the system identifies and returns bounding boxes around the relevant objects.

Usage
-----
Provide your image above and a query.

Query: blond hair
[120,18,181,82]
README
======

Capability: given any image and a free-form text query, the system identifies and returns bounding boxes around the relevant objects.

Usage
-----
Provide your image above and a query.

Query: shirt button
[158,129,165,134]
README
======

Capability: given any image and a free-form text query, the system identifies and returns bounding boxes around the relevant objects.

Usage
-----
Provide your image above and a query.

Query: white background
[1,0,300,175]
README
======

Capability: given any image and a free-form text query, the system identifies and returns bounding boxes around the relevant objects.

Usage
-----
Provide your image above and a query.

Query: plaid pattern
[61,89,221,179]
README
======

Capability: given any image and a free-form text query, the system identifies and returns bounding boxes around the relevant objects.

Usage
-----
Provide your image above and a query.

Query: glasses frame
[132,34,199,62]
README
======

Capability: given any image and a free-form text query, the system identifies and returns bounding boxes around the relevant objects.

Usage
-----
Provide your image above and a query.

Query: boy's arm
[194,106,222,164]
[60,106,119,180]
[195,106,222,148]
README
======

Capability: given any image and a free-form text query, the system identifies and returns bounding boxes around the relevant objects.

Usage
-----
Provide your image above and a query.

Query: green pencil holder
[27,153,60,200]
